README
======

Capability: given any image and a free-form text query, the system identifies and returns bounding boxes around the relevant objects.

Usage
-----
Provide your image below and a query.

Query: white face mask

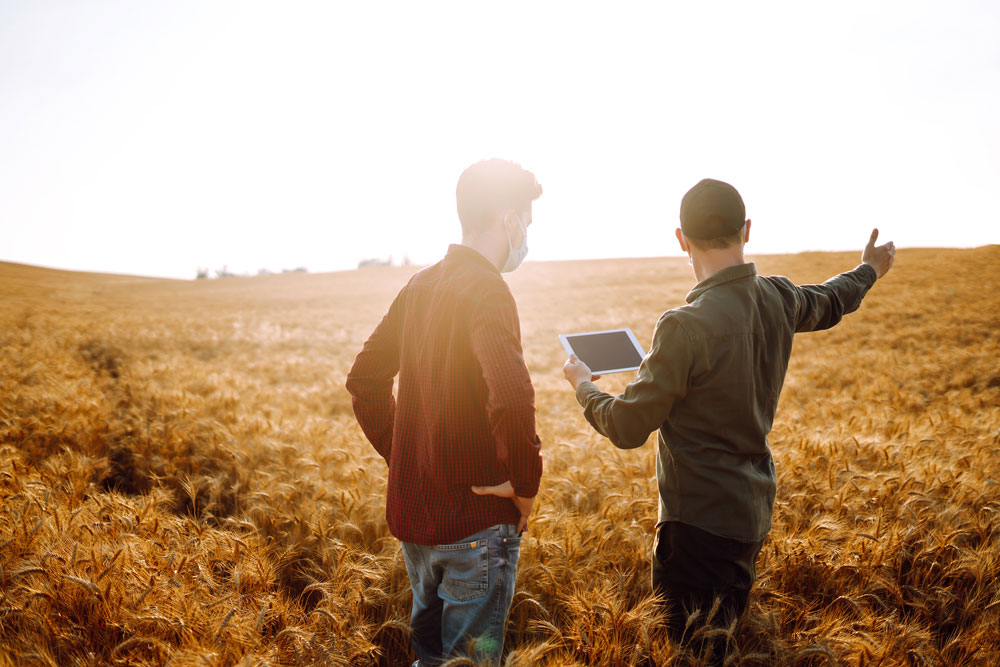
[500,212,529,273]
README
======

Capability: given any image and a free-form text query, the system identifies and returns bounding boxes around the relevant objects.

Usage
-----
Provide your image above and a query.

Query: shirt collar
[446,244,500,274]
[685,262,757,303]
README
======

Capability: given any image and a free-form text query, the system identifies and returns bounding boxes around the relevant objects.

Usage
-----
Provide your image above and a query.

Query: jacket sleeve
[345,290,403,461]
[469,290,543,498]
[791,263,878,333]
[575,314,693,449]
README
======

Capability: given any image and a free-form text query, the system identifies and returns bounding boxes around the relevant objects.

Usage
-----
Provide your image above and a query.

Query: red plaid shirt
[346,244,543,545]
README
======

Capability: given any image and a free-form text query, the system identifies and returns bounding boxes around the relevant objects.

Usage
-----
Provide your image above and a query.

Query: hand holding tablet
[559,328,646,375]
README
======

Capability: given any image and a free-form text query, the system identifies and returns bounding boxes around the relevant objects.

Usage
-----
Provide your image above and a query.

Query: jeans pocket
[436,539,489,602]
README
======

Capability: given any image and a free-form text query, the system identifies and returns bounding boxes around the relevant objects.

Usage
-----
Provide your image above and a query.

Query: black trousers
[651,521,765,663]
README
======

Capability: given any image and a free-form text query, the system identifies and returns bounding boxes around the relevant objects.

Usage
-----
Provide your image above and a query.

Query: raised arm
[792,229,894,333]
[345,292,403,461]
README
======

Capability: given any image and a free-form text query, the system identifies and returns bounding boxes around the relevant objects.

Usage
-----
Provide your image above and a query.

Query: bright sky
[2,1,998,280]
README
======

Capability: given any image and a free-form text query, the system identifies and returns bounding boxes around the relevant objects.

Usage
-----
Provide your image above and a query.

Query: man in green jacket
[562,178,895,657]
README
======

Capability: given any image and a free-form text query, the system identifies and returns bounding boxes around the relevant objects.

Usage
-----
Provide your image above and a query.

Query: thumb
[569,354,579,362]
[867,228,879,248]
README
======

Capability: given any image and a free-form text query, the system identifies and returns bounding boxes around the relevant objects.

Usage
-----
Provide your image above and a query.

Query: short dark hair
[456,159,542,235]
[687,225,746,251]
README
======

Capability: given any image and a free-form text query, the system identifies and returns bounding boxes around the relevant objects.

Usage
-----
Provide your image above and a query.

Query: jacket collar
[686,262,757,303]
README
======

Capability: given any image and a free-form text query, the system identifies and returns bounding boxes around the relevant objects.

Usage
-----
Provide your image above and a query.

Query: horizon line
[2,244,997,283]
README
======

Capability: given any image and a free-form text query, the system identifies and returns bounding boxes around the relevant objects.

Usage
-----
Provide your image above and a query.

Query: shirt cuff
[511,479,540,499]
[575,380,602,408]
[856,263,878,285]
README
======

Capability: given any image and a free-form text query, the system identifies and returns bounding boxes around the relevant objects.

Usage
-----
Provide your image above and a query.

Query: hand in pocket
[471,481,535,533]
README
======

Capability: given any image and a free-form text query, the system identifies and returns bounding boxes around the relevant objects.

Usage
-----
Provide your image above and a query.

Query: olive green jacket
[575,262,878,542]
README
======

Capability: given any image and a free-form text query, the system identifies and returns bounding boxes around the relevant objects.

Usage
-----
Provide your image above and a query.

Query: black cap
[679,178,746,240]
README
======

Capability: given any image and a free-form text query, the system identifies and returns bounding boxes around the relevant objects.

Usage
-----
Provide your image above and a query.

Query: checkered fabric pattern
[347,244,542,545]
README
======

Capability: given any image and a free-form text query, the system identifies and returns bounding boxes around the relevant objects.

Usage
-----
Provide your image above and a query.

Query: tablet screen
[559,328,646,374]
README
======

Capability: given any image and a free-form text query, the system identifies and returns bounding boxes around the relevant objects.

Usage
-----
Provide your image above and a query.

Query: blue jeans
[401,524,521,667]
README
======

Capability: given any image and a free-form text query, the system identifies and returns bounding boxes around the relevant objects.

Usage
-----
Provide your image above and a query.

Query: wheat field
[1,246,998,666]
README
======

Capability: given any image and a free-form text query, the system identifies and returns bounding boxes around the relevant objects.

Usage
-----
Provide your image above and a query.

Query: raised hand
[862,228,895,279]
[471,480,535,533]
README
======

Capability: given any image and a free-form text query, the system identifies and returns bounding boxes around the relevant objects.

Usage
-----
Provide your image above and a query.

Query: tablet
[558,328,646,374]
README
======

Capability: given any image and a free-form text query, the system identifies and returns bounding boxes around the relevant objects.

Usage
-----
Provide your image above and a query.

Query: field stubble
[1,247,998,665]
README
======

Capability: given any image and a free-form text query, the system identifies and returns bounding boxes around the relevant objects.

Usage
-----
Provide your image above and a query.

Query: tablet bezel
[558,327,646,374]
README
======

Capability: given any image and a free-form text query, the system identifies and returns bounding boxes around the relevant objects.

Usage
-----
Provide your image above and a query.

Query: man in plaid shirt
[346,159,544,666]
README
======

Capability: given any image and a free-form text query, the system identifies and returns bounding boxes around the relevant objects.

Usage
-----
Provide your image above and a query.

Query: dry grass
[1,246,998,666]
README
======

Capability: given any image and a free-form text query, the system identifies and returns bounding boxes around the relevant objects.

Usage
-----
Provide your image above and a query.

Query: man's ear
[498,210,514,240]
[502,209,527,245]
[675,228,688,253]
[504,209,521,231]
[744,219,751,243]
